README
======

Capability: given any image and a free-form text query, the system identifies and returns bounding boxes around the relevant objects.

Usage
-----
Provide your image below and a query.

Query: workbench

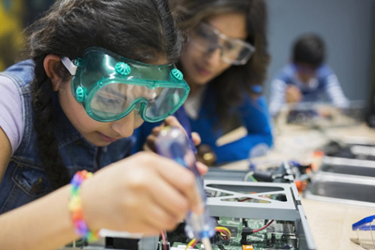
[218,123,375,250]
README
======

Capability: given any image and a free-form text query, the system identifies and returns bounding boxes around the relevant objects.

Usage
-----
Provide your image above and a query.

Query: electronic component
[60,166,315,250]
[157,173,315,250]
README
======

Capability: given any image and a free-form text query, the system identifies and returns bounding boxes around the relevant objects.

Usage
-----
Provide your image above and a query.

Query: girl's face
[58,80,144,146]
[55,57,167,147]
[180,12,247,88]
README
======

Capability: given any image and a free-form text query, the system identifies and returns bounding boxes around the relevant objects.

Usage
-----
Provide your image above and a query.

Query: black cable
[218,245,226,250]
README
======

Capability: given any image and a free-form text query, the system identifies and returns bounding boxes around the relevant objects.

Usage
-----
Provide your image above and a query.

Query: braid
[31,57,70,189]
[23,0,184,188]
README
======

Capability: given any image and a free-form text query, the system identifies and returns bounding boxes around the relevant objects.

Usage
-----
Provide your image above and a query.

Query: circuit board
[161,217,297,250]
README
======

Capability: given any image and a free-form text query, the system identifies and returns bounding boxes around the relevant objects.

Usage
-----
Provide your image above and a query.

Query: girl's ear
[44,54,63,92]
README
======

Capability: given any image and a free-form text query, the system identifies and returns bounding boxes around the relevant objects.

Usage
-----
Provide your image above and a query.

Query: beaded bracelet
[69,170,99,242]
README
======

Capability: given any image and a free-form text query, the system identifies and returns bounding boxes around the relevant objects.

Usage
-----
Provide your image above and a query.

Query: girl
[0,0,204,249]
[135,0,273,164]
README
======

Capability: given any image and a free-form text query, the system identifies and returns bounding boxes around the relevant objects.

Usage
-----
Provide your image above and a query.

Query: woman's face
[180,12,248,87]
[57,58,167,147]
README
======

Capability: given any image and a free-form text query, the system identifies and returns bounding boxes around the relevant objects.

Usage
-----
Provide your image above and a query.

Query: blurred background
[0,0,55,69]
[1,0,374,104]
[264,0,375,103]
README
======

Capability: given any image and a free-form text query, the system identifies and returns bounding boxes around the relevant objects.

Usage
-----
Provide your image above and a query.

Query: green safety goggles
[61,47,190,122]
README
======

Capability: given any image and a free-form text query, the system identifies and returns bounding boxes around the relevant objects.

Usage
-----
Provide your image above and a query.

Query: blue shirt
[0,60,135,214]
[133,82,273,164]
[269,63,349,116]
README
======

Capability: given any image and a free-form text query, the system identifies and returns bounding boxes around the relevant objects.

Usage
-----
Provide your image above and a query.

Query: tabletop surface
[218,123,375,250]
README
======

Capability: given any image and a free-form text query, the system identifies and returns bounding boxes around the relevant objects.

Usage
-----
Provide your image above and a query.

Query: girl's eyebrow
[103,86,128,99]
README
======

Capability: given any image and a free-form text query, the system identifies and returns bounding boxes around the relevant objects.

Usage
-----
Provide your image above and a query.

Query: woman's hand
[143,116,208,175]
[144,116,201,152]
[80,152,204,236]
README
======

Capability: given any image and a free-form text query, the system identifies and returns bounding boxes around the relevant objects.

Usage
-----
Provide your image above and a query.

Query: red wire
[239,198,252,202]
[161,231,167,250]
[253,220,274,233]
[191,241,198,248]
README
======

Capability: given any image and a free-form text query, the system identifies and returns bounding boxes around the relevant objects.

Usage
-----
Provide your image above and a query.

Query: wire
[249,175,258,182]
[191,241,198,248]
[183,227,231,250]
[238,198,252,202]
[185,238,197,250]
[253,220,274,233]
[243,171,257,182]
[161,231,167,250]
[215,227,232,237]
[216,229,230,239]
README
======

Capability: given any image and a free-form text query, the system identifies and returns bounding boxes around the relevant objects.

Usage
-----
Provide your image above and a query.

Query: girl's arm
[0,185,77,250]
[0,127,11,182]
[0,147,205,250]
[0,128,77,250]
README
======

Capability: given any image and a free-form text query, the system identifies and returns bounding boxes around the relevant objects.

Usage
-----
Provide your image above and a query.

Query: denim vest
[0,60,136,214]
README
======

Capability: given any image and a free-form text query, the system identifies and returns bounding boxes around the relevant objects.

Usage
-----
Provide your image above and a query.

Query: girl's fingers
[149,176,189,221]
[153,159,204,214]
[140,200,180,232]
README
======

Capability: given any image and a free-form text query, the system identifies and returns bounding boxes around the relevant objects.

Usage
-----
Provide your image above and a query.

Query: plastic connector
[241,228,254,245]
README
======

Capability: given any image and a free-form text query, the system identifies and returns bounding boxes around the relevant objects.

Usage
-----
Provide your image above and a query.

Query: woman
[135,0,273,164]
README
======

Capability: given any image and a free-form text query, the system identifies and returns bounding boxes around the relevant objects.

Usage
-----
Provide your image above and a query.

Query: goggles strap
[61,57,78,76]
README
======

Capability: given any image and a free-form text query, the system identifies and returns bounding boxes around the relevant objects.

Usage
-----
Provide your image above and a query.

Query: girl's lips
[196,65,212,77]
[98,132,119,143]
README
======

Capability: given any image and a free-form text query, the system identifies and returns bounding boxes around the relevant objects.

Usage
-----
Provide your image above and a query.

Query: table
[218,124,375,250]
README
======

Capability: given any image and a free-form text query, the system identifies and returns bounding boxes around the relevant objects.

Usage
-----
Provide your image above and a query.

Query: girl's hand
[144,116,201,152]
[79,152,204,236]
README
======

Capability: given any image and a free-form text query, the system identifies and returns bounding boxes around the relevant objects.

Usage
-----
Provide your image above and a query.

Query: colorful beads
[69,170,99,242]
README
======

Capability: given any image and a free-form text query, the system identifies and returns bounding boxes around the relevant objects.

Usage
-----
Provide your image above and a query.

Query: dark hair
[171,0,269,129]
[23,0,183,189]
[292,34,326,68]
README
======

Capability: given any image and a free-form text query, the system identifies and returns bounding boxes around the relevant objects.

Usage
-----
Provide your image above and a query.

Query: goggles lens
[90,83,186,121]
[68,47,189,122]
[191,22,255,65]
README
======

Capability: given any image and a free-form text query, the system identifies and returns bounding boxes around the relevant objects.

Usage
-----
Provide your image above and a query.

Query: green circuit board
[161,217,298,250]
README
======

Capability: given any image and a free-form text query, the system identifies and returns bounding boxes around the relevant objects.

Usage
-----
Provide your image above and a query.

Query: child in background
[0,1,204,249]
[269,34,349,117]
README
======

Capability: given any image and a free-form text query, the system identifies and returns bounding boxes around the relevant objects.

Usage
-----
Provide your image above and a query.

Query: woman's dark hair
[23,0,183,189]
[171,0,270,129]
[292,34,326,68]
